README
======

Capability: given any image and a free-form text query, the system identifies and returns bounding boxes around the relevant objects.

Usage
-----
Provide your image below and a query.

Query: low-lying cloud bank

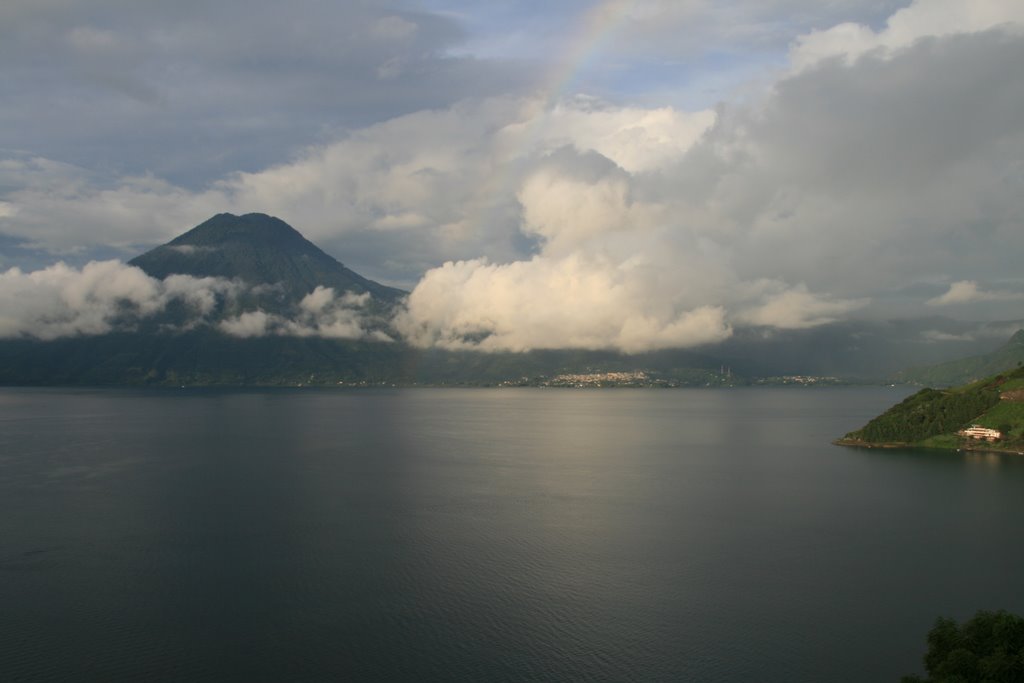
[392,255,734,353]
[0,258,866,352]
[218,286,393,342]
[0,262,387,342]
[392,255,867,352]
[0,261,237,339]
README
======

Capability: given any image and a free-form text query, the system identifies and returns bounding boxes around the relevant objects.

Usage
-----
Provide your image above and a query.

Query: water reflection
[964,451,1004,468]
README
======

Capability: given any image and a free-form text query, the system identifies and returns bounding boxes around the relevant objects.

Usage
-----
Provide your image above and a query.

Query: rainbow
[401,0,641,358]
[457,0,638,263]
[541,0,637,108]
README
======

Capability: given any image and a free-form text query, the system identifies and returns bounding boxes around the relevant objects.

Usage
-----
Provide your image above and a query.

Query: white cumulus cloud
[0,262,390,342]
[219,286,391,342]
[394,254,732,353]
[927,281,1024,306]
[0,261,240,340]
[736,284,868,329]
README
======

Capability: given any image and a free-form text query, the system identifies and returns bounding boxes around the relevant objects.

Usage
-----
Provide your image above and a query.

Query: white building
[958,425,1002,442]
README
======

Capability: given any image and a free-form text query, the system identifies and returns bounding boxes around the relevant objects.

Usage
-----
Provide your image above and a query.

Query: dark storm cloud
[723,28,1024,294]
[0,0,534,187]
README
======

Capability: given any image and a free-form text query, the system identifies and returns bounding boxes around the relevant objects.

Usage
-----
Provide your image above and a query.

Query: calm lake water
[2,386,1023,682]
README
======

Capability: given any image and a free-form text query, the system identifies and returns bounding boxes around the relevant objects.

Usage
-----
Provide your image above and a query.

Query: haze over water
[2,387,1023,681]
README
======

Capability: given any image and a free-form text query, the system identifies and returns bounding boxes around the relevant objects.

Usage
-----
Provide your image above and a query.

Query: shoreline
[834,437,1024,456]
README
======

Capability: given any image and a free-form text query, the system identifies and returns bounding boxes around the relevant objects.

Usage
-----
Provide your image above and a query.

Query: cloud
[0,0,534,187]
[0,155,228,257]
[920,329,974,343]
[218,310,272,339]
[921,322,1024,343]
[517,97,717,174]
[0,262,388,341]
[736,284,868,329]
[791,0,1024,71]
[927,281,1024,306]
[457,1,909,79]
[0,260,239,340]
[394,254,733,353]
[389,1,1024,350]
[219,286,391,341]
[2,94,717,281]
[3,0,1024,352]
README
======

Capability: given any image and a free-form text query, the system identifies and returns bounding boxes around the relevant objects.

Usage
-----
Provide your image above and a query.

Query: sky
[1,0,1023,350]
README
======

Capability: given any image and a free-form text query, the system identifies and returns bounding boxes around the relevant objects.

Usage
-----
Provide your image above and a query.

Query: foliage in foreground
[902,610,1024,683]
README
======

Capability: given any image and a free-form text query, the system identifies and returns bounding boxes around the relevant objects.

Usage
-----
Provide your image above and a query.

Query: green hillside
[897,329,1024,387]
[837,365,1024,452]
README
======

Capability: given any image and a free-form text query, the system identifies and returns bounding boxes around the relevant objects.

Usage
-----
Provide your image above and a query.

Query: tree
[902,610,1024,682]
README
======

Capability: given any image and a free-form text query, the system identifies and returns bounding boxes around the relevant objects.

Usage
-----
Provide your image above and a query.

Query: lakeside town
[497,370,849,389]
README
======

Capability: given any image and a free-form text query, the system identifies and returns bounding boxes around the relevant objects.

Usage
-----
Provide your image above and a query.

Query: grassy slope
[999,377,1024,392]
[839,365,1024,451]
[973,401,1024,441]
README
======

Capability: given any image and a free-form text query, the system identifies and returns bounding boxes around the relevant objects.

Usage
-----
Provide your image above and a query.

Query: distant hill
[130,212,406,303]
[0,330,407,386]
[0,332,734,387]
[897,329,1024,387]
[837,365,1024,452]
[709,318,1015,381]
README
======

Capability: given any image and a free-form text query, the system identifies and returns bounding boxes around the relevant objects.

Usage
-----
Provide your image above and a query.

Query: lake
[2,386,1023,681]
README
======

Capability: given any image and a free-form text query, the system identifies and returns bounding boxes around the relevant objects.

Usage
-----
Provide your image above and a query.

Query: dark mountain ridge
[897,328,1024,386]
[129,212,406,302]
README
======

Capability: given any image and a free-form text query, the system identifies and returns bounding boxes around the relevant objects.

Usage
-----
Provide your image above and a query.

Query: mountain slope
[710,318,1009,380]
[129,213,406,302]
[897,329,1024,386]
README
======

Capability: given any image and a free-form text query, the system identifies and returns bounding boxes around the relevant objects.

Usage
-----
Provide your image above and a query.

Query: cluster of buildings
[753,375,842,386]
[544,371,650,388]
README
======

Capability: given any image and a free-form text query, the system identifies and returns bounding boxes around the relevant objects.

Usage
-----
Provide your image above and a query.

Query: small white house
[958,425,1002,442]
